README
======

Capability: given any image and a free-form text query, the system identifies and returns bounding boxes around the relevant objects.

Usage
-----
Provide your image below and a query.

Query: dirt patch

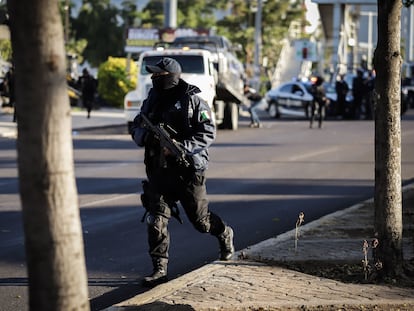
[277,258,414,288]
[277,189,414,289]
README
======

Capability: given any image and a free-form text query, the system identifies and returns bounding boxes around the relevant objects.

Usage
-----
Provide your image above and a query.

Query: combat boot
[218,226,234,261]
[142,258,168,287]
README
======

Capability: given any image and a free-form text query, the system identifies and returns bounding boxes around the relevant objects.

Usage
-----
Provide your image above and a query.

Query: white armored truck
[171,35,246,130]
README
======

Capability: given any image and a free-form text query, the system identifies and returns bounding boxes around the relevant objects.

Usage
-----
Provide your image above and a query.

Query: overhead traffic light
[302,47,308,60]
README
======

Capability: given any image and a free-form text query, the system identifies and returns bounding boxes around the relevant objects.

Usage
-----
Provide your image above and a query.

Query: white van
[124,48,217,131]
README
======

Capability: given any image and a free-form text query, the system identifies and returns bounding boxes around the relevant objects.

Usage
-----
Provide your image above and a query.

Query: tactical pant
[144,167,226,261]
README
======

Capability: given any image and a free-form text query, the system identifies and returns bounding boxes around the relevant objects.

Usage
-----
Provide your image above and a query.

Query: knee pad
[146,215,167,230]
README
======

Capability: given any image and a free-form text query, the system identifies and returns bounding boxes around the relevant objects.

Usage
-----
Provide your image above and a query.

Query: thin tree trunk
[373,0,403,277]
[7,0,89,309]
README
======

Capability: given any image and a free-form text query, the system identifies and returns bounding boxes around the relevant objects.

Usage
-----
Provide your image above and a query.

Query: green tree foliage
[97,57,137,107]
[139,0,217,29]
[73,0,123,67]
[57,1,87,63]
[262,0,303,68]
[120,0,141,29]
[139,0,305,76]
[177,0,217,28]
[213,0,304,73]
[57,0,306,99]
[214,0,254,63]
[65,38,87,64]
[138,0,165,28]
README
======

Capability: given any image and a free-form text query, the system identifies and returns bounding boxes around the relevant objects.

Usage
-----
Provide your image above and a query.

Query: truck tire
[223,102,238,130]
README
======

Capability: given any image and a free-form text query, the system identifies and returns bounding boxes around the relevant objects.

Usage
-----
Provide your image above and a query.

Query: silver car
[265,81,313,119]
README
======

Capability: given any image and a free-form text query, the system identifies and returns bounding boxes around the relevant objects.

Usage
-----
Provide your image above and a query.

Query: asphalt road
[1,110,414,310]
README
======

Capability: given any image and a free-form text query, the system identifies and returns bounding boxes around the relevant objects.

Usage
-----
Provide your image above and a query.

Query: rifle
[140,114,191,168]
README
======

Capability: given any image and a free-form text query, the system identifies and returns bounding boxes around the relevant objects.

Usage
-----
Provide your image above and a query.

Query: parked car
[265,81,314,119]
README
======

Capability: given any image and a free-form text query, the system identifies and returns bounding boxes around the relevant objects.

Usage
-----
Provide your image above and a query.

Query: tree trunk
[373,0,403,277]
[7,1,89,310]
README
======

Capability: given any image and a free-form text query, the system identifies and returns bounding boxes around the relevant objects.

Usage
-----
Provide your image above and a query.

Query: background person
[352,69,367,119]
[78,68,97,118]
[131,57,234,288]
[363,70,375,120]
[244,84,262,128]
[3,66,16,122]
[335,74,349,119]
[310,76,329,129]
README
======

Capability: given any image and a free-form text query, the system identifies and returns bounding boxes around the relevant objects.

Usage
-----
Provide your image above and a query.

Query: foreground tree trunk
[373,0,403,277]
[7,0,90,309]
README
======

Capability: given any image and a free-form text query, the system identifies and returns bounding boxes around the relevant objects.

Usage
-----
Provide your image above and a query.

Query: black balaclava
[152,73,180,91]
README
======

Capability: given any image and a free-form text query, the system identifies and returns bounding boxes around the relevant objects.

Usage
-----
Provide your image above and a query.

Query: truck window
[141,55,205,75]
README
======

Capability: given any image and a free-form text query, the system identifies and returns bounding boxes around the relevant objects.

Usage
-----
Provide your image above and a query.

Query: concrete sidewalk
[0,106,126,138]
[106,184,414,311]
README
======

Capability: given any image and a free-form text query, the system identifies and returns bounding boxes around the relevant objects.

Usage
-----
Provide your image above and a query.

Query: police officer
[310,76,328,129]
[131,57,234,287]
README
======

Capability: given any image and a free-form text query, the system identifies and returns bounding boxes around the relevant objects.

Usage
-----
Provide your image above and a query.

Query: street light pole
[410,5,414,61]
[253,0,262,90]
[164,0,177,28]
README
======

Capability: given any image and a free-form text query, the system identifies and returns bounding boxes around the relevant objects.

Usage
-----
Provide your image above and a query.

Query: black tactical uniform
[131,58,234,287]
[310,76,328,129]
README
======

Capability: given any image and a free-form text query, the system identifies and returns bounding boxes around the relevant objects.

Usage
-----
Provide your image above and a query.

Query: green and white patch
[201,110,210,121]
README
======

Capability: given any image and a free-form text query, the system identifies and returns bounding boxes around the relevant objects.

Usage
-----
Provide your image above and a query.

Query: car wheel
[268,102,280,118]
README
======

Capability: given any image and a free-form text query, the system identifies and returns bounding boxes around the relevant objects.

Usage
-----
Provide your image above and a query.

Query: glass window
[141,55,205,75]
[279,84,292,93]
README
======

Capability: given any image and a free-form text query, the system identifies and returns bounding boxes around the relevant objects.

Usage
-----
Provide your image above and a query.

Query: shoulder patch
[200,110,210,121]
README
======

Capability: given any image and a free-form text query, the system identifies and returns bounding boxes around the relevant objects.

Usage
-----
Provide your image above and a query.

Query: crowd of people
[335,69,376,120]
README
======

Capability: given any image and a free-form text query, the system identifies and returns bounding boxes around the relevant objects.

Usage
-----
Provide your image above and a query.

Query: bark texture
[373,0,403,277]
[7,0,90,309]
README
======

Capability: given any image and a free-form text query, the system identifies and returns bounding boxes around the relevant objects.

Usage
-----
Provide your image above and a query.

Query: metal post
[410,5,414,61]
[253,0,262,90]
[367,12,373,69]
[332,2,341,75]
[164,0,177,28]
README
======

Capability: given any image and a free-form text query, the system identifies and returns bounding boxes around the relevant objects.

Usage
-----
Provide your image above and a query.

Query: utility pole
[164,0,177,28]
[253,0,262,90]
[410,5,414,61]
